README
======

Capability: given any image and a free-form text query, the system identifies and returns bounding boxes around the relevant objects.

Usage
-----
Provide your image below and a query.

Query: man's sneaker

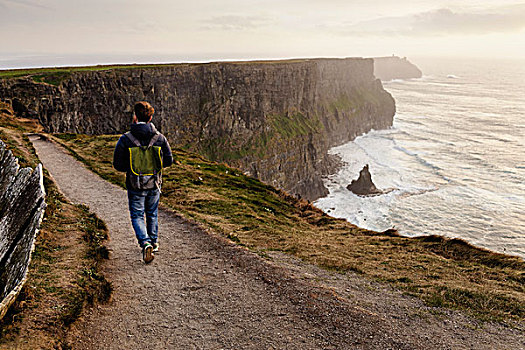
[152,242,159,253]
[142,243,154,263]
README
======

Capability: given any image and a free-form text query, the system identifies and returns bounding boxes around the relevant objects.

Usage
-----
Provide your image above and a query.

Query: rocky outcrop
[0,58,395,200]
[347,164,380,196]
[0,140,46,320]
[347,164,393,196]
[373,56,422,81]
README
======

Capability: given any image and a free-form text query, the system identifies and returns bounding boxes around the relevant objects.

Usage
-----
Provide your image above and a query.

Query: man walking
[113,101,173,263]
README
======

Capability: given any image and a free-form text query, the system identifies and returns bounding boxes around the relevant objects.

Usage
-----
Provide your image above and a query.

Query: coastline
[315,125,525,260]
[315,59,525,259]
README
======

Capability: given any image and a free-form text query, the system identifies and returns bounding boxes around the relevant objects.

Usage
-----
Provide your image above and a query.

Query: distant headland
[373,56,422,81]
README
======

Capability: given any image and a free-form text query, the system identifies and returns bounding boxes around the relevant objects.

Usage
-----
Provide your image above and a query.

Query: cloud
[201,15,272,31]
[114,20,167,35]
[1,0,49,10]
[333,4,525,36]
[0,0,50,24]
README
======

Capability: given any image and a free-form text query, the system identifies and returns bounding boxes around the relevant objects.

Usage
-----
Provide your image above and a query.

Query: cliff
[373,56,422,81]
[0,58,395,200]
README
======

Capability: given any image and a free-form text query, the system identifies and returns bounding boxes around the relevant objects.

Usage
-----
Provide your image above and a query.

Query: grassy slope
[53,132,524,323]
[0,106,111,349]
[0,65,182,86]
[0,59,320,86]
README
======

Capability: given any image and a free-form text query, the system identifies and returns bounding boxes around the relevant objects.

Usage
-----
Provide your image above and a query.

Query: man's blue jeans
[127,188,160,248]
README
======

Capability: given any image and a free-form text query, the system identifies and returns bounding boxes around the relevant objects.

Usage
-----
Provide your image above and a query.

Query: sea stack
[347,164,383,196]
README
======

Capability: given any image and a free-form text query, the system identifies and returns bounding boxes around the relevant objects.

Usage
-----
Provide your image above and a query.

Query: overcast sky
[1,0,524,65]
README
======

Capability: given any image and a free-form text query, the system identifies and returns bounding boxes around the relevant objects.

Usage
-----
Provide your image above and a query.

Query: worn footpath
[30,136,523,350]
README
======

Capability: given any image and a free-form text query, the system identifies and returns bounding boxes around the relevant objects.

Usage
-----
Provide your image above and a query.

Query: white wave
[317,60,525,258]
[383,78,406,83]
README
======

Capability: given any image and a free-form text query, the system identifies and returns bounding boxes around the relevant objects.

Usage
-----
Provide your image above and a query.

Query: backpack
[125,131,163,191]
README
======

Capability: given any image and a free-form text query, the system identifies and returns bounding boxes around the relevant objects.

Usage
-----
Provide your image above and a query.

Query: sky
[1,0,524,67]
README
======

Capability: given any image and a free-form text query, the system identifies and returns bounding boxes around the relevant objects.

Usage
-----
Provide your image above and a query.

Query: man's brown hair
[134,101,155,122]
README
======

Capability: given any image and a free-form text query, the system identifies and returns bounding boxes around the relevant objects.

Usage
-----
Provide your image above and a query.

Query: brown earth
[29,136,524,349]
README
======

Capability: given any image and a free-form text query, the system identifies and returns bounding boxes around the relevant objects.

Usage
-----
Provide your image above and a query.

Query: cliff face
[373,56,422,81]
[0,58,395,200]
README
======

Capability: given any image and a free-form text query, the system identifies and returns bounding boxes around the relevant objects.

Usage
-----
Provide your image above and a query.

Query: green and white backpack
[125,131,163,191]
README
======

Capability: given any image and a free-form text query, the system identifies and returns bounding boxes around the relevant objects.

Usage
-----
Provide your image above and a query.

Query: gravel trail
[30,136,523,350]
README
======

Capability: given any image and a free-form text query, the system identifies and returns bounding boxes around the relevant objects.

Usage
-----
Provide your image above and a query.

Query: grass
[32,72,72,86]
[200,111,323,163]
[0,64,178,80]
[326,87,385,115]
[0,57,348,76]
[269,111,323,139]
[0,64,193,86]
[0,107,111,349]
[52,132,525,323]
[0,58,339,84]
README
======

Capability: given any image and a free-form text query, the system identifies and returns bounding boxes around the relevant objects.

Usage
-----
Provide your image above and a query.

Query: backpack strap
[147,132,161,148]
[124,131,141,147]
[125,131,161,149]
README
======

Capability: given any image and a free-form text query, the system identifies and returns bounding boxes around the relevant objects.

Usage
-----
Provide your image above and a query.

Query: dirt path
[30,136,523,350]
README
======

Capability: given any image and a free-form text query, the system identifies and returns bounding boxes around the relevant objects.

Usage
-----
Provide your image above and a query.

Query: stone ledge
[0,139,46,320]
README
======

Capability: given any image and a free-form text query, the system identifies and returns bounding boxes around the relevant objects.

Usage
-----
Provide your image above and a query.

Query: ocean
[315,57,525,259]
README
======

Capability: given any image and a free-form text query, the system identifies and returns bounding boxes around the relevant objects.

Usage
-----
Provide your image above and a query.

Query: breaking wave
[315,58,525,258]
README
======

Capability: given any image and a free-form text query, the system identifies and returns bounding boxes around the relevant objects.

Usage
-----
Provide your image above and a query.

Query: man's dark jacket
[113,122,173,189]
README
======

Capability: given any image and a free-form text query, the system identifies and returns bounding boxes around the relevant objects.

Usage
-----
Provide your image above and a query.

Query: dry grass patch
[53,132,524,322]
